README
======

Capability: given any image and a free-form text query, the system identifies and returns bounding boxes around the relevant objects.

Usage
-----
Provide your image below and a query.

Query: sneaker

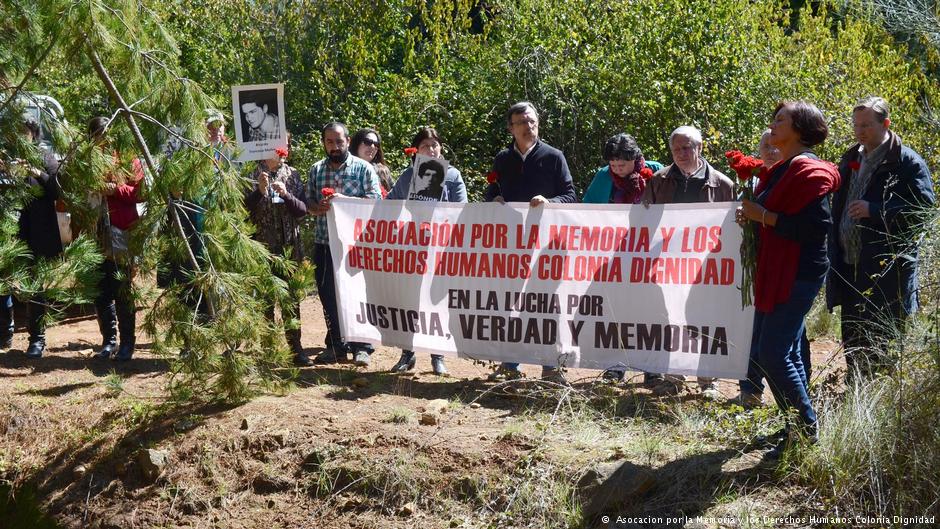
[353,350,371,367]
[541,366,569,386]
[430,355,448,376]
[487,365,524,381]
[728,391,764,409]
[699,381,721,400]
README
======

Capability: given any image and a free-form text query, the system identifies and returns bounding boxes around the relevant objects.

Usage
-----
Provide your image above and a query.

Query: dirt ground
[0,295,844,528]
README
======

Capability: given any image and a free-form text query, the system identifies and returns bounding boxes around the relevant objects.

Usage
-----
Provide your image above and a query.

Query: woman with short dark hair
[583,133,662,383]
[736,101,840,457]
[387,127,467,375]
[583,133,663,205]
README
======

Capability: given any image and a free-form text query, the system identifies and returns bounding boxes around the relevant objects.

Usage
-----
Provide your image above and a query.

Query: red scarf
[754,157,840,312]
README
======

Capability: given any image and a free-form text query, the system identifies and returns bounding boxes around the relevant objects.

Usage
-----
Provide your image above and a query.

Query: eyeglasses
[512,118,537,127]
[362,138,380,147]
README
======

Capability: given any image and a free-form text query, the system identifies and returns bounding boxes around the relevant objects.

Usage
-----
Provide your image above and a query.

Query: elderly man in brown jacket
[640,125,735,399]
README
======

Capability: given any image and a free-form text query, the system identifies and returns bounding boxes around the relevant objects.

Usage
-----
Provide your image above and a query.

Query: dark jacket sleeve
[774,195,831,244]
[483,158,501,202]
[283,169,308,218]
[868,149,935,233]
[549,153,576,203]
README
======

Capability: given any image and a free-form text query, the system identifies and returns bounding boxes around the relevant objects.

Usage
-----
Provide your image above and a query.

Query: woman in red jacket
[89,117,145,361]
[737,102,840,458]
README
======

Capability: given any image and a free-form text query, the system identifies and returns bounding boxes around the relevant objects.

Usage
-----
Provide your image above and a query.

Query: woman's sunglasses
[362,138,380,147]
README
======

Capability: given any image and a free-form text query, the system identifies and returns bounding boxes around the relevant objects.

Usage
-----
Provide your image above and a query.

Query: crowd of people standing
[2,96,935,457]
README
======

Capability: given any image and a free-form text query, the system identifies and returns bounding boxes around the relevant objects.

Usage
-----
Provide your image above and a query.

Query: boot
[287,329,311,366]
[26,337,45,358]
[25,299,46,359]
[95,303,118,359]
[0,294,13,350]
[112,306,136,361]
[390,351,417,373]
[430,354,448,376]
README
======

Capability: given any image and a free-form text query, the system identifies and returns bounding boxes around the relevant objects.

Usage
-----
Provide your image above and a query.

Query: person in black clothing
[826,97,935,380]
[483,101,576,383]
[1,117,63,358]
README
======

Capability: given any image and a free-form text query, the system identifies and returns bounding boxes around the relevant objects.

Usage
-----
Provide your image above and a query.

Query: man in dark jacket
[2,118,63,358]
[483,101,576,383]
[827,97,935,379]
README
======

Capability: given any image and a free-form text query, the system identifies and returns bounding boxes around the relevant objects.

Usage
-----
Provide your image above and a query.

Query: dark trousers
[840,267,906,379]
[752,279,821,430]
[264,266,303,353]
[313,244,372,354]
[95,259,136,345]
[0,294,12,341]
[740,328,811,395]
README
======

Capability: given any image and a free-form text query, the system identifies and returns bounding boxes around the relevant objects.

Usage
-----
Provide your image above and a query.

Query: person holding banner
[306,122,382,367]
[484,101,576,383]
[582,132,663,383]
[244,146,309,365]
[737,101,840,458]
[387,127,468,375]
[641,125,735,399]
[351,128,393,197]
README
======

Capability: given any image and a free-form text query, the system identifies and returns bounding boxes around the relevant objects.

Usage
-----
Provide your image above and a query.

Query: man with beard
[306,122,382,366]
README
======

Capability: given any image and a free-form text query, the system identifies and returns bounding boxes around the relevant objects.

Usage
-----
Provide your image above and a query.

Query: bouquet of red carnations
[725,150,764,307]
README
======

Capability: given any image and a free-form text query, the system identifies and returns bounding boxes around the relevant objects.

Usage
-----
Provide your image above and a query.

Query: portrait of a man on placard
[409,155,447,201]
[231,83,287,162]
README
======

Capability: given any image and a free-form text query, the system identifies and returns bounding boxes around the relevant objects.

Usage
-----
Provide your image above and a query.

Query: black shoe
[747,427,788,451]
[431,355,448,376]
[602,368,626,384]
[95,342,117,359]
[390,351,417,373]
[0,336,12,350]
[25,339,45,359]
[294,353,314,367]
[112,342,134,361]
[314,347,346,365]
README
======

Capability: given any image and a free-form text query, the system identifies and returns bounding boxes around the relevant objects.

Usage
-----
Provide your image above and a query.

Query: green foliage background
[36,0,940,198]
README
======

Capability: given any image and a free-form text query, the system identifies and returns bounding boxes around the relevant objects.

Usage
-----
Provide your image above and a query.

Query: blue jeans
[313,244,373,355]
[751,279,821,429]
[0,294,13,341]
[740,328,811,394]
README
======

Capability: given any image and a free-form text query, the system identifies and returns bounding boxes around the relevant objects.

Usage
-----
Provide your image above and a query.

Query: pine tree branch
[84,38,216,318]
[0,31,61,116]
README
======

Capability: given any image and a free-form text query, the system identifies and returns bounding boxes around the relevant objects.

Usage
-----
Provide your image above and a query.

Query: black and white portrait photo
[408,154,448,201]
[231,83,287,162]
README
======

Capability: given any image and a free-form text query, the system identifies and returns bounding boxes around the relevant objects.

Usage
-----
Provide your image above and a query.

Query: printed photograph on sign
[231,83,287,162]
[408,154,448,201]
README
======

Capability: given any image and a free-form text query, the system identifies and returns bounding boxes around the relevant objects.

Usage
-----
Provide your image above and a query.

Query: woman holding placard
[387,127,467,375]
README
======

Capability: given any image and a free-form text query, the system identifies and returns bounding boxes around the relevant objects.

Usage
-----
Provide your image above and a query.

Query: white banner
[327,199,754,379]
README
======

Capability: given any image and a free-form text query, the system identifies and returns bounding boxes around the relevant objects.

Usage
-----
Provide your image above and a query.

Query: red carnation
[726,150,763,181]
[274,146,288,158]
[404,147,418,156]
[321,187,335,198]
[639,167,654,180]
[486,170,499,184]
[848,160,861,171]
